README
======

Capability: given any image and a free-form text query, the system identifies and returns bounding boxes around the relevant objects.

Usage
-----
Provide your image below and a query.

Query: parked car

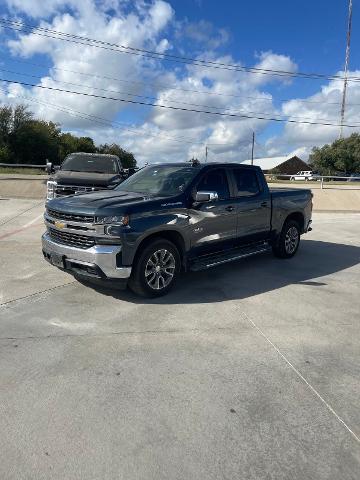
[290,171,318,181]
[42,162,313,297]
[46,152,132,200]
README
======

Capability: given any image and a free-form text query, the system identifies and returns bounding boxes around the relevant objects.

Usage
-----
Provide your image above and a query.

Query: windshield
[61,154,118,174]
[116,165,200,196]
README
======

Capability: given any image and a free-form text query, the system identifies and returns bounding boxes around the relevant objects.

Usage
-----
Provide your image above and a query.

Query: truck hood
[53,170,121,187]
[47,189,168,216]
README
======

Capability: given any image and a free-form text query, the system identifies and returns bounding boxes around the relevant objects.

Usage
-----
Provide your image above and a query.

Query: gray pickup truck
[46,152,131,199]
[42,162,313,297]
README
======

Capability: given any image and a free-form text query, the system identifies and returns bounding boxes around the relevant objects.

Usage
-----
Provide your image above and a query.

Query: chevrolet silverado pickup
[42,162,313,297]
[46,152,133,199]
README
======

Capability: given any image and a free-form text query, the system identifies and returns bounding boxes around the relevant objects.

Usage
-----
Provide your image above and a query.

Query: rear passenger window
[233,169,260,197]
[196,169,230,199]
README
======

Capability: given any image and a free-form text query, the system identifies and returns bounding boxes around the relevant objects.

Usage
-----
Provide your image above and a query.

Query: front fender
[120,210,191,265]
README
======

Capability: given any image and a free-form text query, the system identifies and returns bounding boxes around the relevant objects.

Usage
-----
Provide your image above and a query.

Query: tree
[12,105,33,132]
[59,133,96,161]
[0,105,33,163]
[0,103,137,167]
[309,133,360,175]
[97,143,136,169]
[11,120,60,165]
[76,136,96,153]
[0,106,13,144]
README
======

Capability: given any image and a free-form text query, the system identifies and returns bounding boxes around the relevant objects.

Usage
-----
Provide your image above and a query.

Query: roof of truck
[68,152,120,159]
[149,162,261,169]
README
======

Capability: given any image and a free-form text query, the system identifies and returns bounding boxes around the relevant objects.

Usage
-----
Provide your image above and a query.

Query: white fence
[264,174,359,189]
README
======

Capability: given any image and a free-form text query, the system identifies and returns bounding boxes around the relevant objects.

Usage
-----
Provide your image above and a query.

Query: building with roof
[241,155,309,174]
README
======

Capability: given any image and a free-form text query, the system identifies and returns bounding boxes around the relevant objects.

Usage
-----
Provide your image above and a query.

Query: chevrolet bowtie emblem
[54,221,66,229]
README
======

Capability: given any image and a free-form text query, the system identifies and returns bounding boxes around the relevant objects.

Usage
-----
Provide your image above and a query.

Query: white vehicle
[290,171,317,181]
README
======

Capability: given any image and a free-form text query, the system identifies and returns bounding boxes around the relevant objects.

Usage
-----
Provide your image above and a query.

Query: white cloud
[177,19,230,49]
[249,51,298,86]
[4,0,345,166]
[5,0,174,133]
[5,0,68,18]
[264,71,360,160]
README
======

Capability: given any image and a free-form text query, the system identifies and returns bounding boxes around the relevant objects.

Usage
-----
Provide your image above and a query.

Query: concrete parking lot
[0,198,359,479]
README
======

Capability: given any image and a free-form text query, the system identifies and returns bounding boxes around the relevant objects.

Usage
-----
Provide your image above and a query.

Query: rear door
[189,167,238,255]
[229,167,271,243]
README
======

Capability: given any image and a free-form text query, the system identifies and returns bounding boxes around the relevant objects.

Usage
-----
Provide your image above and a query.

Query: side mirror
[46,161,53,174]
[195,191,219,202]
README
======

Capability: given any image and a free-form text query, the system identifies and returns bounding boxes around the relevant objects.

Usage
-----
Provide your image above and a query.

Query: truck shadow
[78,240,359,304]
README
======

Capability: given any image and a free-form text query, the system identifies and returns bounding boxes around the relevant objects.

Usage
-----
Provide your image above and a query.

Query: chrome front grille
[48,228,95,249]
[55,184,106,197]
[47,208,95,223]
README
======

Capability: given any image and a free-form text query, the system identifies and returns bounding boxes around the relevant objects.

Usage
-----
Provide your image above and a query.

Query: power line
[3,87,252,147]
[2,77,360,128]
[6,57,360,108]
[2,67,354,123]
[3,19,360,83]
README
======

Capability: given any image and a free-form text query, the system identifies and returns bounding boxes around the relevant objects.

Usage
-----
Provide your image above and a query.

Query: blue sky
[0,0,359,164]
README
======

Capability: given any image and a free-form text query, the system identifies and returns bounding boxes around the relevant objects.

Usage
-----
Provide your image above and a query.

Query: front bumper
[42,232,132,280]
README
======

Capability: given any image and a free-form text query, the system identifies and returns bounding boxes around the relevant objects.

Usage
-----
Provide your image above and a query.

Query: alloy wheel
[145,249,176,290]
[284,226,299,254]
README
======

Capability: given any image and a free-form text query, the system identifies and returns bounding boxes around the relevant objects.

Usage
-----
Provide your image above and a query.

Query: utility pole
[205,145,208,163]
[251,132,255,165]
[339,0,353,138]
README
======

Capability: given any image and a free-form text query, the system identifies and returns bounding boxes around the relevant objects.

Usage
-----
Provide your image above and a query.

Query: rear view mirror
[195,191,219,202]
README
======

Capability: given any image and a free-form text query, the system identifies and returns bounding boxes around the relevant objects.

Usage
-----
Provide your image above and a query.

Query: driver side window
[196,169,230,200]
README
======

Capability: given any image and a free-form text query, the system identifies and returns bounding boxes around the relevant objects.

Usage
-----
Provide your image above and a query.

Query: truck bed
[269,187,313,233]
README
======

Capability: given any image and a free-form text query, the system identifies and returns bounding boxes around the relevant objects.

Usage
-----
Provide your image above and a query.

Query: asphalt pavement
[0,198,359,479]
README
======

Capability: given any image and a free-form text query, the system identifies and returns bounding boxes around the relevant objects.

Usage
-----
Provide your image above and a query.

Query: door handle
[261,202,268,207]
[225,205,235,212]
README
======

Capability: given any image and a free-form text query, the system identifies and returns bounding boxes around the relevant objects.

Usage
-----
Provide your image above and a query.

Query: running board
[189,243,271,272]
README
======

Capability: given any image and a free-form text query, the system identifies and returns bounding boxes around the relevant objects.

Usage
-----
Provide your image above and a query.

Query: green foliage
[11,120,60,165]
[97,143,136,169]
[0,104,137,168]
[59,133,96,159]
[309,133,360,175]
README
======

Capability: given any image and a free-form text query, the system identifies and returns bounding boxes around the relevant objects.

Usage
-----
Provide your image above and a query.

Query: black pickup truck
[46,152,132,199]
[42,162,313,297]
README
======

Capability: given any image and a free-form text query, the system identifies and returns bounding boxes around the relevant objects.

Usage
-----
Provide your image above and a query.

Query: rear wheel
[272,220,301,258]
[129,239,180,297]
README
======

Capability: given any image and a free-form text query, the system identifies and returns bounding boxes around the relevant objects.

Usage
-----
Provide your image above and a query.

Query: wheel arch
[283,211,305,232]
[132,230,186,268]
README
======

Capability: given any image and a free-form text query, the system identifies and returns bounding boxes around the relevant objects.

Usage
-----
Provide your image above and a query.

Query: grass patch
[0,167,47,175]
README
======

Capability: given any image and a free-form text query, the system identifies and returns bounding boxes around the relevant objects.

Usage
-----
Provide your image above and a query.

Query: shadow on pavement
[77,240,360,305]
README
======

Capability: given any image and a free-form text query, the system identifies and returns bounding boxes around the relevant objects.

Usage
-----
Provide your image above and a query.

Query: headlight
[47,180,57,200]
[95,215,129,226]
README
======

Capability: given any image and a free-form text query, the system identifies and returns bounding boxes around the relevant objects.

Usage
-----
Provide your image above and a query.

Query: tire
[128,239,180,297]
[272,220,301,259]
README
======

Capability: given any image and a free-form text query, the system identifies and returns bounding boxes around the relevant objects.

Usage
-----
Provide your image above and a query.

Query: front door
[188,168,238,256]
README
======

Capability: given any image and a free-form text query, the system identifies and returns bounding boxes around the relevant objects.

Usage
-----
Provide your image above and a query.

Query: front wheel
[128,239,180,297]
[272,220,301,258]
